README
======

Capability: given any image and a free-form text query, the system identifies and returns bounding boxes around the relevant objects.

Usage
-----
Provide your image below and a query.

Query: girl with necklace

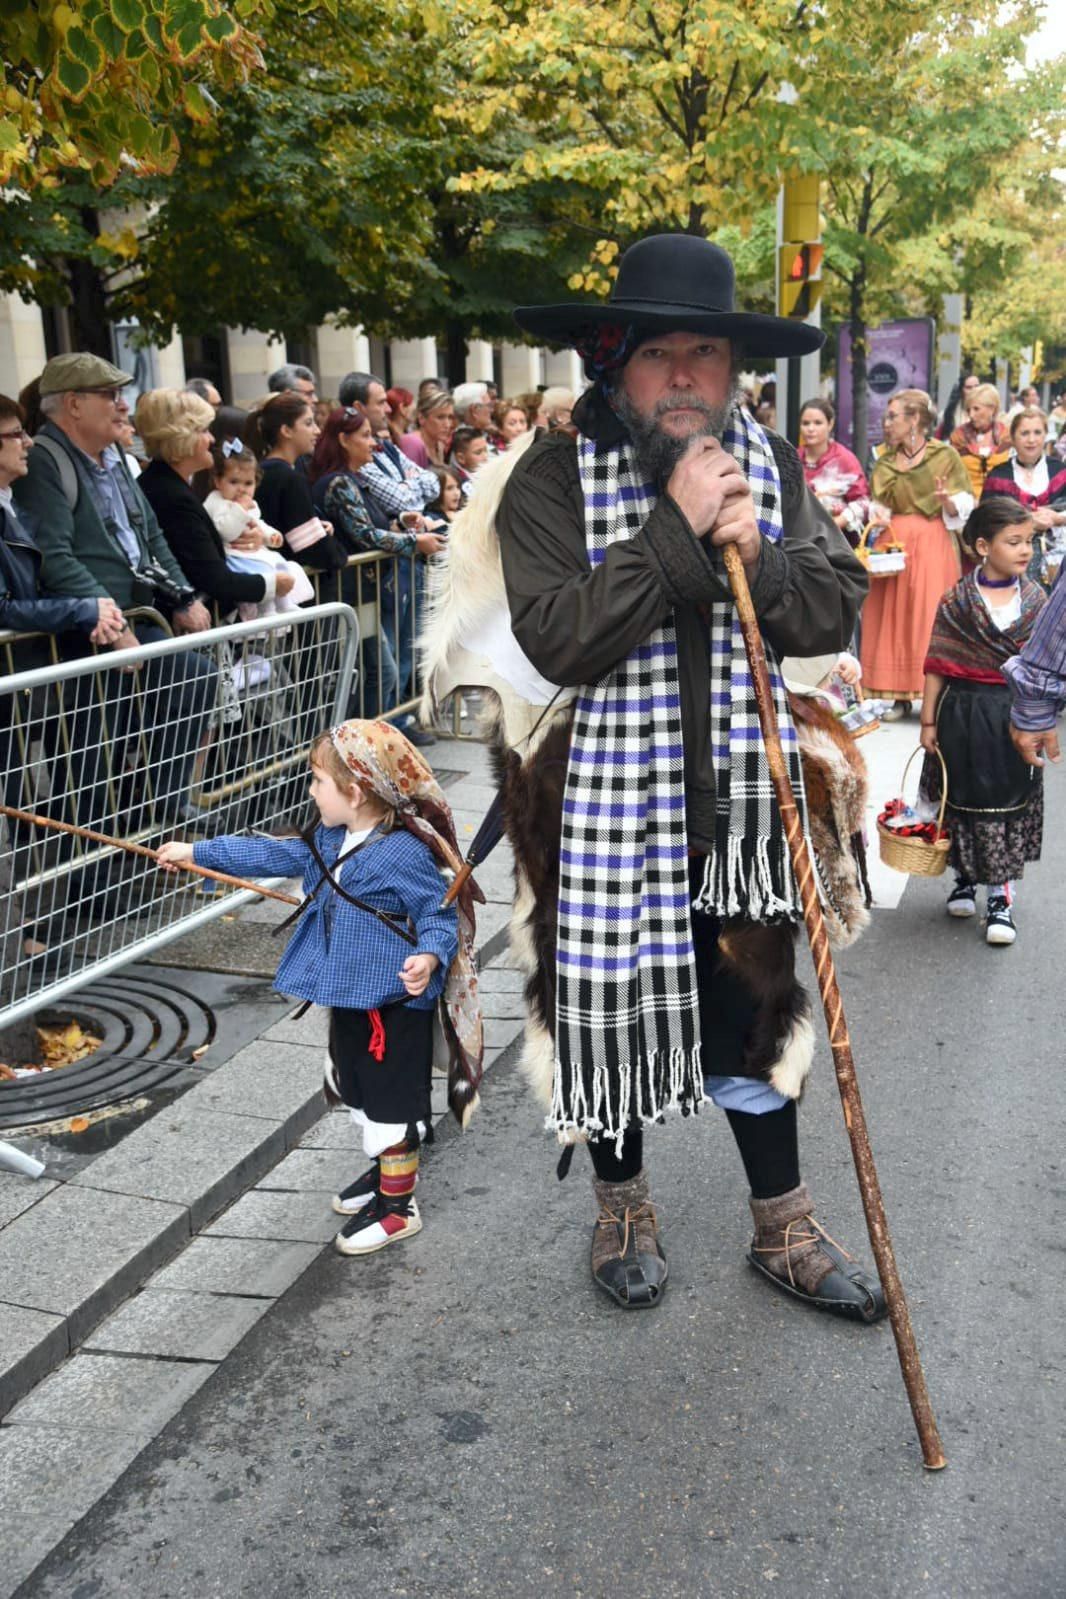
[861,388,973,718]
[919,498,1046,946]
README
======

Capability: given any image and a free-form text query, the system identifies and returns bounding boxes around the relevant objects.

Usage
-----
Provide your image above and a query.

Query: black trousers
[588,871,802,1200]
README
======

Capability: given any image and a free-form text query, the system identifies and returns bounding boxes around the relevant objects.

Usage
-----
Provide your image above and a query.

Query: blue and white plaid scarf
[552,406,806,1144]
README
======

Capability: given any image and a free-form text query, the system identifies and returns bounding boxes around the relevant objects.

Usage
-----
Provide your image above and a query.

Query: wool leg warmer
[379,1140,419,1207]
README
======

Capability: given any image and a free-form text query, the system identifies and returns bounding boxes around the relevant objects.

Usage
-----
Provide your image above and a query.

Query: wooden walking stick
[0,803,301,906]
[721,543,946,1472]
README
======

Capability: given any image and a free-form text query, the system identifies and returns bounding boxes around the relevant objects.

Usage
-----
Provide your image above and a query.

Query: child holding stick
[920,497,1046,946]
[158,720,483,1254]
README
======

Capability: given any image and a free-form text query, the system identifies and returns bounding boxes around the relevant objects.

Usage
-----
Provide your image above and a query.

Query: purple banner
[836,318,935,452]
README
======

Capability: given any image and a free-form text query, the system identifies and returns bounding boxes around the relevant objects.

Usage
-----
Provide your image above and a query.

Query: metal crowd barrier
[0,602,357,1032]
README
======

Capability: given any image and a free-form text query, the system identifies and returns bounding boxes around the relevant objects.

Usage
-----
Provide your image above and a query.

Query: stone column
[316,320,371,402]
[500,343,543,395]
[388,338,440,390]
[225,328,286,406]
[544,348,583,392]
[465,340,496,382]
[154,330,187,389]
[0,294,47,395]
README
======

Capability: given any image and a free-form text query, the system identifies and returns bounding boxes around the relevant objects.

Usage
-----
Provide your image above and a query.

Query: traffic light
[778,243,824,319]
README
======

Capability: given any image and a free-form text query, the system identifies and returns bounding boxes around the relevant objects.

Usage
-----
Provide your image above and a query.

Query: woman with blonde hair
[950,381,1011,498]
[861,388,973,719]
[400,390,456,469]
[136,387,294,616]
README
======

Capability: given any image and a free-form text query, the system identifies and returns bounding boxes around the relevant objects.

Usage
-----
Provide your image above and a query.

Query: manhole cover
[0,968,217,1130]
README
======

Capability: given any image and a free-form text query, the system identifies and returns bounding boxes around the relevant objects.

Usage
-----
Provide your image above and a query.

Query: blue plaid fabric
[193,826,457,1010]
[1004,567,1066,731]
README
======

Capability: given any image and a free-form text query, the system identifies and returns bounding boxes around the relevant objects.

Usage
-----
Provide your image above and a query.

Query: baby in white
[204,441,314,621]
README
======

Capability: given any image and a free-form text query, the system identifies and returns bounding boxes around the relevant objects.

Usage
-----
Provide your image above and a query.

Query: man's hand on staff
[667,437,761,567]
[1010,722,1061,767]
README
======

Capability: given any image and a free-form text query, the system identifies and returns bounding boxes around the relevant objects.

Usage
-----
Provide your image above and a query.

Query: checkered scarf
[552,406,806,1144]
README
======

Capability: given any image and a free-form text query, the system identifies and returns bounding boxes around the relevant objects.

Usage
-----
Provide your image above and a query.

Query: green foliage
[0,1,289,190]
[103,1,590,347]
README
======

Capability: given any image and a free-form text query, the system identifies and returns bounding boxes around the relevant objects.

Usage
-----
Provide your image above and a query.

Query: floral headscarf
[330,719,483,1127]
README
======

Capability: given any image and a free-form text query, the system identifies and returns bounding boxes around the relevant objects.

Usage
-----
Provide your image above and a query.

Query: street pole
[775,176,823,443]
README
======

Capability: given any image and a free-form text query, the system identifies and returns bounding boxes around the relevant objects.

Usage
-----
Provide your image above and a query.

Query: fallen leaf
[69,1115,90,1133]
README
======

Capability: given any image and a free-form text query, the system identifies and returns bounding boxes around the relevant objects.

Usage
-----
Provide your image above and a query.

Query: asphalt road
[18,765,1066,1599]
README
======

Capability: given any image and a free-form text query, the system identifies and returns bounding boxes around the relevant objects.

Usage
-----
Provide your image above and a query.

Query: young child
[920,496,1046,946]
[424,464,463,530]
[449,427,489,500]
[158,720,483,1255]
[204,441,314,621]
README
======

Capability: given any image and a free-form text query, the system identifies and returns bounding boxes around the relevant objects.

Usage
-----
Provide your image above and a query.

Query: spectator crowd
[0,342,1063,968]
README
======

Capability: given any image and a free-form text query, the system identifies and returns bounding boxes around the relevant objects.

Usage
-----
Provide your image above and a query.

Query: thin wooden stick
[722,543,946,1472]
[0,803,301,906]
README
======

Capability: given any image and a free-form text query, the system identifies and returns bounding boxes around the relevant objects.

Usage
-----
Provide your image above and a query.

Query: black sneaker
[331,1163,380,1216]
[946,880,977,918]
[985,894,1016,946]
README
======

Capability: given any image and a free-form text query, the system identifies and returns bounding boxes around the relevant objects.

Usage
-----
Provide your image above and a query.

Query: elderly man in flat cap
[14,354,216,852]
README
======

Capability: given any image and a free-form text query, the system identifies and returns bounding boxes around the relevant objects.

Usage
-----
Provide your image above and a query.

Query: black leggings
[588,1099,800,1200]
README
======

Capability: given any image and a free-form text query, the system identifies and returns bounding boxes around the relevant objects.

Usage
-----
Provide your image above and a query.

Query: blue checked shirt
[357,440,440,520]
[193,826,458,1010]
[1004,569,1066,731]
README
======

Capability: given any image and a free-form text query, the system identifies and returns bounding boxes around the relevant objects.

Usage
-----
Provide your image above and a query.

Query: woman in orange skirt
[862,389,973,719]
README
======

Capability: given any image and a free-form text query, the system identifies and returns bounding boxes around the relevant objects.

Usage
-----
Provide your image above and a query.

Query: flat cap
[39,353,134,396]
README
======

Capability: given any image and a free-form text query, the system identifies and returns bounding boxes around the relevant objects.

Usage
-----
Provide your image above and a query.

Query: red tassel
[367,1008,386,1062]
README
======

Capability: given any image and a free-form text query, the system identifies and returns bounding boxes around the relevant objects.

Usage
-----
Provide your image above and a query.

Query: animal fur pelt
[787,693,872,948]
[421,440,870,1115]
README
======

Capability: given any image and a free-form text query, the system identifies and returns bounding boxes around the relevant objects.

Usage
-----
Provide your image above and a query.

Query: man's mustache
[653,393,717,420]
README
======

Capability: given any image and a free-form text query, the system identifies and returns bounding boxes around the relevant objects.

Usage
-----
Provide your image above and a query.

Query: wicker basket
[877,747,951,877]
[857,523,907,578]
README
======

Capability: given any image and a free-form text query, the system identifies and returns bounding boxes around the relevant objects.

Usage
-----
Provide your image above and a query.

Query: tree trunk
[445,318,468,390]
[850,267,869,466]
[66,209,113,358]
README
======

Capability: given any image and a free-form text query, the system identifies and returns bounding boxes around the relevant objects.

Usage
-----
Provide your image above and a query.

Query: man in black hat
[495,234,882,1318]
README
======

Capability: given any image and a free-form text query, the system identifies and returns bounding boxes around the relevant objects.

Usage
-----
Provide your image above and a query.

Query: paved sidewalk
[0,737,520,1422]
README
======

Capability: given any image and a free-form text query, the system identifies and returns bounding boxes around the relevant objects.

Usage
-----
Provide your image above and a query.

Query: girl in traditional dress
[861,389,973,719]
[158,720,482,1254]
[798,397,870,547]
[919,498,1046,946]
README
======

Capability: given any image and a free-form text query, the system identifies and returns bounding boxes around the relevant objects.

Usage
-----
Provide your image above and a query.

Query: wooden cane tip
[922,1454,948,1472]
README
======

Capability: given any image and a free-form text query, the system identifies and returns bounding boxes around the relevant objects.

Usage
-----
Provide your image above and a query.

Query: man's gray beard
[612,384,739,483]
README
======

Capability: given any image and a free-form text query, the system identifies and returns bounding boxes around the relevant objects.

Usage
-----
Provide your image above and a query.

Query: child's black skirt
[328,1004,433,1125]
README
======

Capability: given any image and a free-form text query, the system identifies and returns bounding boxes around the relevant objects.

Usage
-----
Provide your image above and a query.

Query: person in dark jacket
[135,388,295,618]
[13,354,217,834]
[247,393,348,577]
[0,393,126,965]
[494,234,884,1323]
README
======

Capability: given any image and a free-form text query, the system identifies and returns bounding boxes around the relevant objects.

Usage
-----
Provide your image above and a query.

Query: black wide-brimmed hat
[514,233,824,361]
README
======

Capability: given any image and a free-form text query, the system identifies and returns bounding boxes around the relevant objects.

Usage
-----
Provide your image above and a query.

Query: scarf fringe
[692,834,802,922]
[548,1042,705,1156]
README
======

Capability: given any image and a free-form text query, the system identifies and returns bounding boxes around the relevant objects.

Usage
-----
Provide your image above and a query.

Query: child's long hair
[425,464,462,520]
[309,732,396,832]
[961,495,1033,561]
